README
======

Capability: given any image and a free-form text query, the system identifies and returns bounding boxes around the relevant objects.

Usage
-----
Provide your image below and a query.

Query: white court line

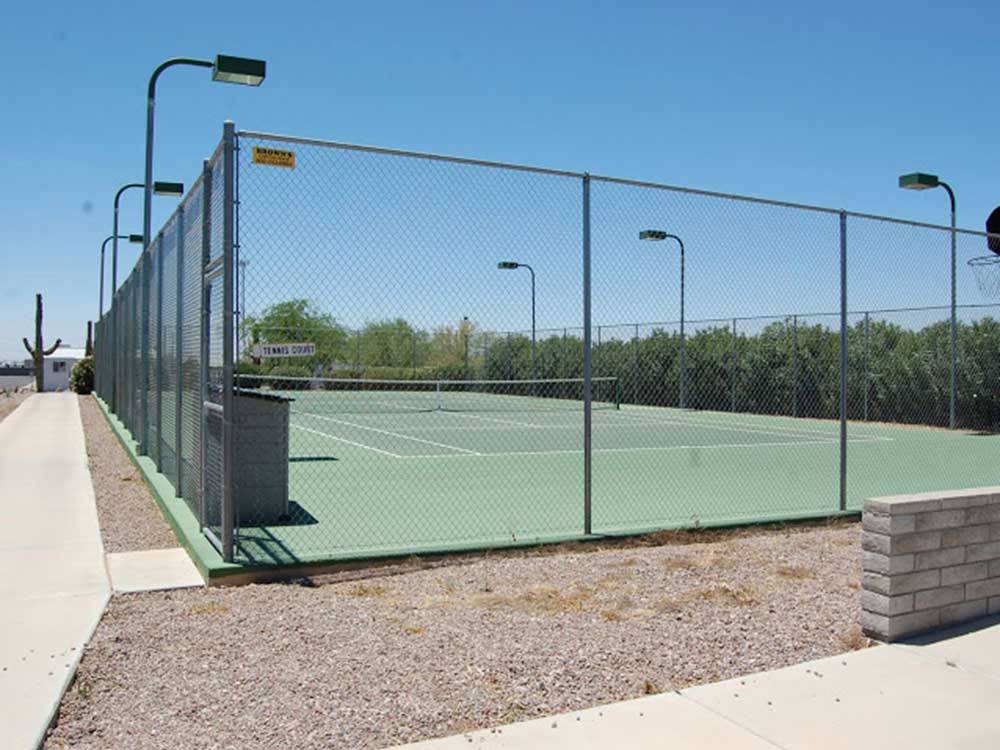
[294,411,482,455]
[619,404,889,439]
[290,424,405,458]
[395,434,892,459]
[609,408,895,443]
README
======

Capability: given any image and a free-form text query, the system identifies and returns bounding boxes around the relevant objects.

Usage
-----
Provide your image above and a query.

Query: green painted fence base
[94,395,861,584]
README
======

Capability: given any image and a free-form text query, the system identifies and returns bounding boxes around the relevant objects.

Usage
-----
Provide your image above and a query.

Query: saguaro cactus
[22,293,62,392]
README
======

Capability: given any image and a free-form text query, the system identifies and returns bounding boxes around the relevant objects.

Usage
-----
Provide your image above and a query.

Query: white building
[39,347,87,391]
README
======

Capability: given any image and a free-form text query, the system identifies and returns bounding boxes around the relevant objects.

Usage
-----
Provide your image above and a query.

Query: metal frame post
[676,237,686,409]
[221,121,237,561]
[944,184,957,429]
[633,323,639,405]
[582,174,593,536]
[731,317,738,413]
[175,204,185,496]
[839,211,848,512]
[155,230,164,468]
[139,248,150,453]
[596,325,602,376]
[863,311,870,421]
[199,158,212,527]
[791,315,798,418]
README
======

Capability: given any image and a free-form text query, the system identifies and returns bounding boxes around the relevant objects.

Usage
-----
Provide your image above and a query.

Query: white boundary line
[294,411,482,455]
[395,434,891,460]
[612,407,895,442]
[290,424,405,458]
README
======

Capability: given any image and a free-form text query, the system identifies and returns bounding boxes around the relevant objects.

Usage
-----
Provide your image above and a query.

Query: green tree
[244,299,348,373]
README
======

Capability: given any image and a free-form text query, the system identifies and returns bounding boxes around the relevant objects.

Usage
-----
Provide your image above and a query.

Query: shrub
[70,357,95,394]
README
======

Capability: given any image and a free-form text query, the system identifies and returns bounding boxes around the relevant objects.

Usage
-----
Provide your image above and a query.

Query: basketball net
[969,255,1000,299]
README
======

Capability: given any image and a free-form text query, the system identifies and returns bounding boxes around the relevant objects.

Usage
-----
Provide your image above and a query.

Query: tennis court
[231,378,1000,565]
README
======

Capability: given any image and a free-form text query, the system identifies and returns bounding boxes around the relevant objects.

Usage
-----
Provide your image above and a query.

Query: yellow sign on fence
[252,146,296,169]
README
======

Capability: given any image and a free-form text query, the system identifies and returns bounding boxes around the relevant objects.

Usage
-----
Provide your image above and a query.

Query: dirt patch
[46,522,866,750]
[77,395,178,552]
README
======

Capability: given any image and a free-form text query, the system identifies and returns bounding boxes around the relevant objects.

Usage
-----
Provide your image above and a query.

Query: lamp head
[153,181,184,197]
[128,234,144,244]
[497,261,520,270]
[639,230,668,241]
[898,173,940,191]
[212,55,267,86]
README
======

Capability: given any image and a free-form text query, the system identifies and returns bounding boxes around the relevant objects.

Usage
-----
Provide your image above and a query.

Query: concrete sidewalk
[396,616,1000,749]
[0,394,110,750]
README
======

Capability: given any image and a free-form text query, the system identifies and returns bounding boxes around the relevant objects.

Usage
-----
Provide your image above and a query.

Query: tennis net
[240,376,621,415]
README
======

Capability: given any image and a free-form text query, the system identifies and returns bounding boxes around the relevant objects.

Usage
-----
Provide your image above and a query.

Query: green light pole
[100,233,143,319]
[899,172,957,429]
[142,55,266,257]
[639,230,686,409]
[114,181,183,295]
[497,261,536,381]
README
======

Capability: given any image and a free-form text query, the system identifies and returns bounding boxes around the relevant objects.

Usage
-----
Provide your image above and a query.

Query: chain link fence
[95,123,1000,566]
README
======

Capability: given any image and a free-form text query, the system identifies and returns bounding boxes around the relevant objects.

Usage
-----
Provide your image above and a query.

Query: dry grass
[473,584,594,615]
[185,602,229,616]
[839,625,871,651]
[689,584,758,607]
[774,564,816,580]
[346,582,391,598]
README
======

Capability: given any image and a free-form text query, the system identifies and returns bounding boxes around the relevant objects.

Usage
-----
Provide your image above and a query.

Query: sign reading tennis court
[252,146,296,168]
[254,342,315,358]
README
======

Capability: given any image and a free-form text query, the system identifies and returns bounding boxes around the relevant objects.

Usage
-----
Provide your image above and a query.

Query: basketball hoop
[969,255,1000,299]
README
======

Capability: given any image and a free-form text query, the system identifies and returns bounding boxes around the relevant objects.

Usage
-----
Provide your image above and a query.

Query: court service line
[620,405,891,439]
[611,408,894,442]
[294,411,483,455]
[290,424,405,458]
[395,434,892,459]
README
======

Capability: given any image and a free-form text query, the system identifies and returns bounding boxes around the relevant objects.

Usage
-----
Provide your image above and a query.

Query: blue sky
[1,0,998,360]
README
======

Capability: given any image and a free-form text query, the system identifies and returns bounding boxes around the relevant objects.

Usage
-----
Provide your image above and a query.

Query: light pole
[114,181,183,295]
[497,261,536,381]
[899,172,957,429]
[639,230,686,409]
[462,316,470,376]
[100,233,143,319]
[142,54,266,256]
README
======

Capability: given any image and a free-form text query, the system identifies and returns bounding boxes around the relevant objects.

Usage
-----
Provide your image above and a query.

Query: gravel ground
[77,394,178,552]
[46,520,865,749]
[0,389,30,423]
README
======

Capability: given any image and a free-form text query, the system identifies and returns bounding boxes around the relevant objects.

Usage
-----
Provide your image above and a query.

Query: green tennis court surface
[231,386,1000,565]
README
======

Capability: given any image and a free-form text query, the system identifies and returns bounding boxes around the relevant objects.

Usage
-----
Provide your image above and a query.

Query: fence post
[220,121,237,562]
[596,325,602,378]
[633,323,639,405]
[792,314,798,418]
[839,211,848,512]
[175,205,185,496]
[582,174,592,536]
[199,158,212,529]
[731,318,738,413]
[863,311,870,422]
[138,249,149,453]
[155,231,164,470]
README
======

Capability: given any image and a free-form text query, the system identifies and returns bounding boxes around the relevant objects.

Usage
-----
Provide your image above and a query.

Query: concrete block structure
[862,487,1000,641]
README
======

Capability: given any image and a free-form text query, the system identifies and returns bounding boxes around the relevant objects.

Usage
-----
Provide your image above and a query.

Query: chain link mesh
[93,126,1000,566]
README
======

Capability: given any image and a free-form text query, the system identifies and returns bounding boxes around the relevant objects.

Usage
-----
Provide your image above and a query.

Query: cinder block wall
[862,488,1000,642]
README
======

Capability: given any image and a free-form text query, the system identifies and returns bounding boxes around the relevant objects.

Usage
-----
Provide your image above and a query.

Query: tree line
[238,299,1000,431]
